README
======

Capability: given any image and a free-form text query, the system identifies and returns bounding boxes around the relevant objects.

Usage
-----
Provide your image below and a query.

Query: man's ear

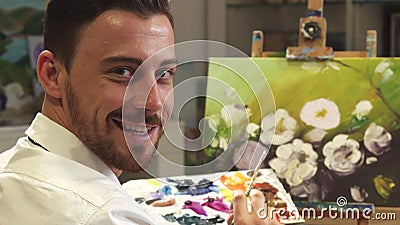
[36,50,64,99]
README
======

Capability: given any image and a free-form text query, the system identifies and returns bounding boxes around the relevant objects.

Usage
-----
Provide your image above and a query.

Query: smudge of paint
[202,197,230,213]
[183,200,207,216]
[373,175,396,200]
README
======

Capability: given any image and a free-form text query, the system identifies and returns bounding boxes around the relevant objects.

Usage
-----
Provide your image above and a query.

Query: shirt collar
[25,113,120,185]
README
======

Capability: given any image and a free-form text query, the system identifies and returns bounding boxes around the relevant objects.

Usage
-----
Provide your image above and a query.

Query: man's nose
[128,73,162,112]
[145,83,162,112]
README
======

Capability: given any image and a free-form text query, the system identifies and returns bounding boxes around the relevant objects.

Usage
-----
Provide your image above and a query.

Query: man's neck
[109,165,123,177]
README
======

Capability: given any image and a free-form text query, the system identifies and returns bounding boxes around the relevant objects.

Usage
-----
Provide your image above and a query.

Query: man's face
[62,10,175,173]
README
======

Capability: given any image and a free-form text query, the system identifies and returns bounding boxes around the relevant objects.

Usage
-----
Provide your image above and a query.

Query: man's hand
[227,189,281,225]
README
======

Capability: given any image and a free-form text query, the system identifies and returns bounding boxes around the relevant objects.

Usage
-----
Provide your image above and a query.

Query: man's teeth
[123,124,152,135]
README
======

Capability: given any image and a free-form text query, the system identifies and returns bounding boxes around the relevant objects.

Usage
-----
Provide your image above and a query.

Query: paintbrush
[231,147,269,225]
[245,148,269,196]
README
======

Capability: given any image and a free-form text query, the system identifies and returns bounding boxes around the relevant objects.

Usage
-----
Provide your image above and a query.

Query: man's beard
[65,80,161,173]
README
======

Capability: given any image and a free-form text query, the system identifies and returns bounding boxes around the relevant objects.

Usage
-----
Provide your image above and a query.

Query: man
[0,0,279,224]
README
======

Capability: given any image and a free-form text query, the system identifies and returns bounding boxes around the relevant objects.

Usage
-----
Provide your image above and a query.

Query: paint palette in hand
[122,169,304,224]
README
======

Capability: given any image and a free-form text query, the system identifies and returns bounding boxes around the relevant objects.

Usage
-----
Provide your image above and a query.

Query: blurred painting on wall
[0,0,44,126]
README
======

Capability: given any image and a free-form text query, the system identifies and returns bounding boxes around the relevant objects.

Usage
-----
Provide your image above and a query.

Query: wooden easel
[251,0,377,59]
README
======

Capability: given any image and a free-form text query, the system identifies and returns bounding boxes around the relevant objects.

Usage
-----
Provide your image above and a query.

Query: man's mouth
[113,119,156,136]
[123,123,154,136]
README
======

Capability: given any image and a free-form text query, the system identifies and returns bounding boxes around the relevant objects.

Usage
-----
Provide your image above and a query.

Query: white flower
[382,69,394,82]
[303,128,328,144]
[375,60,394,83]
[219,137,228,150]
[290,180,321,201]
[300,98,340,130]
[375,60,391,74]
[260,113,274,146]
[233,141,268,170]
[366,157,378,165]
[301,62,322,74]
[301,61,339,74]
[326,61,340,71]
[363,123,392,156]
[269,139,318,187]
[350,186,368,202]
[206,116,218,132]
[210,138,219,148]
[352,100,373,121]
[246,123,260,137]
[260,109,297,146]
[323,134,364,176]
[225,87,237,100]
[221,104,248,127]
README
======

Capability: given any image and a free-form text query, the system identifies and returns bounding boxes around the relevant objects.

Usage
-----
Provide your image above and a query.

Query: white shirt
[0,113,156,225]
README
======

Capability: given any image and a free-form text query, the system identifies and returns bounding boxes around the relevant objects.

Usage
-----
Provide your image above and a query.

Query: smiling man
[56,8,176,176]
[0,1,175,224]
[0,1,280,225]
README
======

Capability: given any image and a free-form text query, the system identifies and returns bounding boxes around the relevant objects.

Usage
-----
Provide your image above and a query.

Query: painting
[0,0,44,126]
[203,57,400,206]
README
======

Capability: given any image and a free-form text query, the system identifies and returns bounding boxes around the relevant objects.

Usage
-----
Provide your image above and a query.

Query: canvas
[203,57,400,206]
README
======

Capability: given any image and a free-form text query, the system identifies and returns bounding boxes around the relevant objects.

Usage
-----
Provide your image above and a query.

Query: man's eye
[155,69,174,80]
[112,68,132,77]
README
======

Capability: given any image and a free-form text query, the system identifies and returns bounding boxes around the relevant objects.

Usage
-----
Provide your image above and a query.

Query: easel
[251,0,377,59]
[251,1,376,224]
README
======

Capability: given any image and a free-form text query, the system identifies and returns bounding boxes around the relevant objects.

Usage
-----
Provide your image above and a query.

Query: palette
[122,169,305,224]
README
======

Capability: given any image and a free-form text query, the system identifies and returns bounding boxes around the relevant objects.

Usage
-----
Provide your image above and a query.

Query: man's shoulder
[0,148,15,170]
[0,163,141,225]
[0,145,151,224]
[0,137,25,171]
[1,140,129,207]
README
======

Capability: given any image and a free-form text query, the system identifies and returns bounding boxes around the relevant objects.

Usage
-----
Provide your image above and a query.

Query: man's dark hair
[44,0,174,73]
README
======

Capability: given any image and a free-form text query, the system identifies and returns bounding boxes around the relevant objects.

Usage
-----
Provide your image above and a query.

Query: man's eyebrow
[160,58,178,67]
[102,56,178,68]
[102,56,143,65]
